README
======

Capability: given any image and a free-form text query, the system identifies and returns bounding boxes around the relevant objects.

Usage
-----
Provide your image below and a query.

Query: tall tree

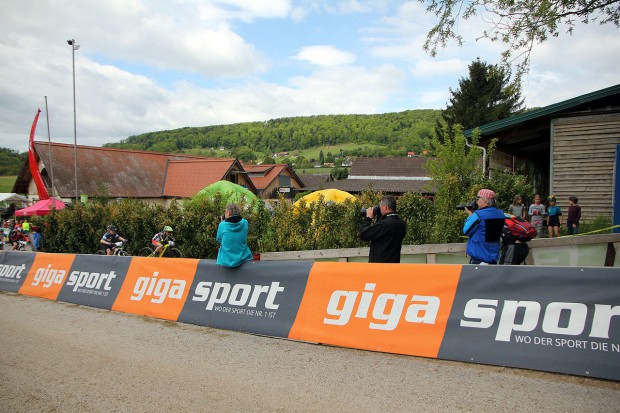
[437,59,524,142]
[420,0,620,76]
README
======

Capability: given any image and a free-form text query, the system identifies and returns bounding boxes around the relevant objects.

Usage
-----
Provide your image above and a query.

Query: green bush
[32,190,436,257]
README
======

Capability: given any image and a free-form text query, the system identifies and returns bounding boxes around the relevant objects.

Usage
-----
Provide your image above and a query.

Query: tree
[331,166,349,180]
[420,0,620,76]
[437,59,524,142]
[424,125,490,243]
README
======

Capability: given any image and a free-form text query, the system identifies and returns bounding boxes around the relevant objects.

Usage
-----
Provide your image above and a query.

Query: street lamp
[67,38,80,202]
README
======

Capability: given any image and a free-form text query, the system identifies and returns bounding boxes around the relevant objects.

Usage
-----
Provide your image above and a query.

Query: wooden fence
[260,233,620,267]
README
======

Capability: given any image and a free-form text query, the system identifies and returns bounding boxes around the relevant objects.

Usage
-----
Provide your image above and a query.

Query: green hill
[0,148,26,176]
[105,110,441,158]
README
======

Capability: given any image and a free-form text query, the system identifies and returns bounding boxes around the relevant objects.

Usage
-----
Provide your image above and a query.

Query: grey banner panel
[178,260,312,337]
[56,254,131,309]
[438,265,620,381]
[0,251,35,293]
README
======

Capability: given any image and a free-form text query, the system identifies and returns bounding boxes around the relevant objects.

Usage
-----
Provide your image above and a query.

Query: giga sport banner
[0,251,618,381]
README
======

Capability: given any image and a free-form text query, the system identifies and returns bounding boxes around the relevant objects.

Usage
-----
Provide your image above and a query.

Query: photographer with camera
[462,189,506,265]
[360,195,406,263]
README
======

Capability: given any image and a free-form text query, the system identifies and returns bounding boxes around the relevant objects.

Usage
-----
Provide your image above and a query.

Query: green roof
[464,83,620,137]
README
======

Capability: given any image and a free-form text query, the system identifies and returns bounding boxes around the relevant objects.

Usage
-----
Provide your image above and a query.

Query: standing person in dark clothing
[360,195,406,263]
[567,196,581,235]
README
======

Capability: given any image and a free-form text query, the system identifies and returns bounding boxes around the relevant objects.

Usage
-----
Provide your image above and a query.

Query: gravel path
[1,292,619,413]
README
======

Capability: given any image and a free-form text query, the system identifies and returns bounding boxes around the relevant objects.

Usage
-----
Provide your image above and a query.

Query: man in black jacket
[360,195,406,263]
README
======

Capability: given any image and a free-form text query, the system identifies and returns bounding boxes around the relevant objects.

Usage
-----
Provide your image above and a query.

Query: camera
[455,201,478,211]
[219,214,226,221]
[360,205,381,218]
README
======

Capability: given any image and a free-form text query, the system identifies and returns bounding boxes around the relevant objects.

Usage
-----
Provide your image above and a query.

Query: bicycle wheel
[139,247,154,257]
[117,250,130,257]
[167,248,183,258]
[96,250,106,255]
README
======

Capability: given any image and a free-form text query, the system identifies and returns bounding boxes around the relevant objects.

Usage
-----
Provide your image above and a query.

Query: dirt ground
[1,292,619,413]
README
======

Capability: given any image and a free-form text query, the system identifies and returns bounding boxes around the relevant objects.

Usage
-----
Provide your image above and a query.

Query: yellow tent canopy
[294,189,355,208]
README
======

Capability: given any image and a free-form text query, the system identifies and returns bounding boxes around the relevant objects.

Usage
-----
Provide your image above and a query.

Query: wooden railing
[260,233,620,267]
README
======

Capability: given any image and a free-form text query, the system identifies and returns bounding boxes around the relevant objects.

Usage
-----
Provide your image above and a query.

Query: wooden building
[466,84,620,223]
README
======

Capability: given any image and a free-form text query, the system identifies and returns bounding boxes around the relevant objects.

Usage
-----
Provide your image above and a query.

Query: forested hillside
[105,110,441,156]
[0,148,26,175]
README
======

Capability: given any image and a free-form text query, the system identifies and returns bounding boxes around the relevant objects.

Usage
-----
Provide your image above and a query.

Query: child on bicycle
[100,225,127,256]
[10,228,29,251]
[152,226,175,256]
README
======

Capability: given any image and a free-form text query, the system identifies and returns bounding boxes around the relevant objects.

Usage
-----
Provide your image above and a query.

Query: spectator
[463,189,506,264]
[216,203,253,267]
[546,196,562,238]
[499,217,530,265]
[567,196,581,235]
[528,194,546,238]
[359,195,407,263]
[508,195,526,219]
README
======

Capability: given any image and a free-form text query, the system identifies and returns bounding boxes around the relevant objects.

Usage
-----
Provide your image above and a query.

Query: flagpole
[44,96,56,207]
[67,38,79,203]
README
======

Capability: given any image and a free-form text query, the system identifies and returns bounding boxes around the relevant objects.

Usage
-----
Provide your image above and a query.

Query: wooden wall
[551,113,620,223]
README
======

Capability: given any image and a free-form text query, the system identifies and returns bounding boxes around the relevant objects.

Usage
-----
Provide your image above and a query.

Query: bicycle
[139,242,182,258]
[13,240,30,251]
[96,241,130,256]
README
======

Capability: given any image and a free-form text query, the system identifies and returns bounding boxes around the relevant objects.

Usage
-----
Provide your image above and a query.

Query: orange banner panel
[111,257,199,320]
[289,263,462,358]
[18,253,76,300]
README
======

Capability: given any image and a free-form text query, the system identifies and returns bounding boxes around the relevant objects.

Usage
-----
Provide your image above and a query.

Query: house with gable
[13,142,257,206]
[241,163,305,199]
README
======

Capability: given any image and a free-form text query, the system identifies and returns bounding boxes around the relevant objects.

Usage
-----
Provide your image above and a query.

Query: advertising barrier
[0,251,618,381]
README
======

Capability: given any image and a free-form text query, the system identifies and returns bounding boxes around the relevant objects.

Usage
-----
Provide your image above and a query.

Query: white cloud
[411,58,468,77]
[523,23,620,107]
[294,45,357,67]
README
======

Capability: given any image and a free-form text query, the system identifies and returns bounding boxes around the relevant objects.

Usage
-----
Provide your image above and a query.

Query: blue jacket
[463,207,506,264]
[216,216,253,267]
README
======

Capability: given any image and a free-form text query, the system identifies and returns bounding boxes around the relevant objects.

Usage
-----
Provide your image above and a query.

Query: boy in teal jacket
[216,203,253,267]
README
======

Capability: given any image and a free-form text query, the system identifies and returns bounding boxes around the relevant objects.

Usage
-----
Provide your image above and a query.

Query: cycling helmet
[163,226,173,232]
[107,225,117,231]
[547,195,556,202]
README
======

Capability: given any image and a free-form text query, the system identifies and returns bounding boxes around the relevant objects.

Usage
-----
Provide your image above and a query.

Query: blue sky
[1,0,619,152]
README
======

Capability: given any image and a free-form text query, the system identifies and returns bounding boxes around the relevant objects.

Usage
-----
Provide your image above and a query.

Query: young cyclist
[100,225,127,255]
[10,228,29,251]
[152,226,175,256]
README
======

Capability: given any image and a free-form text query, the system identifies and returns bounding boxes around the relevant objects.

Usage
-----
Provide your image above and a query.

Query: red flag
[28,109,50,200]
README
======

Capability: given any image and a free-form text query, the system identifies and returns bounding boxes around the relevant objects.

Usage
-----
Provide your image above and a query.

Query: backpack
[505,216,537,242]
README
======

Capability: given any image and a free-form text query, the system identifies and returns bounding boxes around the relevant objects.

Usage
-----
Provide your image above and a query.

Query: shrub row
[30,191,435,258]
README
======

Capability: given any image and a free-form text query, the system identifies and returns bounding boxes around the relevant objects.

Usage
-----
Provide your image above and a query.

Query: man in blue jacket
[216,203,253,267]
[463,188,506,264]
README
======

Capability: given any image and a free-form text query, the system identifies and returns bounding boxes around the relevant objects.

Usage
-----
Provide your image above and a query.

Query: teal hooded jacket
[216,215,253,267]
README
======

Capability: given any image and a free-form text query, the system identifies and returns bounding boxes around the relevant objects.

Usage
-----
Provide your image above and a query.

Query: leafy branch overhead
[420,0,620,76]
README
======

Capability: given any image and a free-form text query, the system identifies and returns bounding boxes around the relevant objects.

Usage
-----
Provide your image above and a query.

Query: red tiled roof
[163,159,238,197]
[24,142,250,199]
[29,142,209,198]
[243,164,287,190]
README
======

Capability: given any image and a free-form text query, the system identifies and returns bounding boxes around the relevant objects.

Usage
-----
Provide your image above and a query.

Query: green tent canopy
[190,180,258,206]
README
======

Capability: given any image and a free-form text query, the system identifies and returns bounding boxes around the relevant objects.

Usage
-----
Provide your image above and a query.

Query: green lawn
[0,176,16,192]
[295,167,337,175]
[295,143,386,160]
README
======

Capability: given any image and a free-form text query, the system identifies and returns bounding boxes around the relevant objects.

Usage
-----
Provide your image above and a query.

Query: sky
[1,0,619,152]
